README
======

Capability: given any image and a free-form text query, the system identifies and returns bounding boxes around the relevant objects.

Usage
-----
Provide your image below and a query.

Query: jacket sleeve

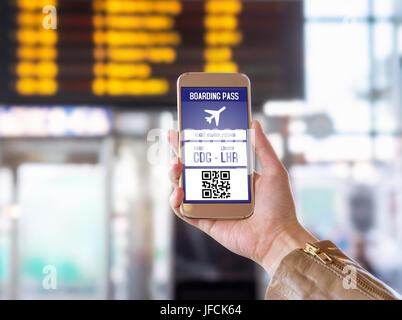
[265,240,401,300]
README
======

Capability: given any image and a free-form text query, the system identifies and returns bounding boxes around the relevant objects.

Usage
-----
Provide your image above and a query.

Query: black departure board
[0,0,303,108]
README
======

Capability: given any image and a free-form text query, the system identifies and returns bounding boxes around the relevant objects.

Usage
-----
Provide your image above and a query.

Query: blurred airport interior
[1,0,402,299]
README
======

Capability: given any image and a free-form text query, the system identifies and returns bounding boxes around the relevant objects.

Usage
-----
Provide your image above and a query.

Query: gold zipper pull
[303,242,333,265]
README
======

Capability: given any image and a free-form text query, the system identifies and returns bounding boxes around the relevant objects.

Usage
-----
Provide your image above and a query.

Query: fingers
[169,187,197,226]
[169,187,203,230]
[168,129,182,188]
[169,157,183,187]
[170,187,184,216]
[168,129,179,156]
[167,130,198,226]
[252,120,284,175]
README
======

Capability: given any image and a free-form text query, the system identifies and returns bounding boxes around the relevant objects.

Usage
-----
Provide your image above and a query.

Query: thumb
[251,120,284,174]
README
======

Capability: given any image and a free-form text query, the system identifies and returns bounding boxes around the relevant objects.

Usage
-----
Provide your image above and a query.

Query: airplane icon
[204,106,226,126]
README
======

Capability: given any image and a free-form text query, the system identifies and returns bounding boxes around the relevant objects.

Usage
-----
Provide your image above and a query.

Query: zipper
[302,242,394,300]
[303,242,333,265]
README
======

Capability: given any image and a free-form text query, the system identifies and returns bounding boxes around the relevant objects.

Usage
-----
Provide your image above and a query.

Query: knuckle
[271,164,288,179]
[169,192,178,208]
[168,167,175,181]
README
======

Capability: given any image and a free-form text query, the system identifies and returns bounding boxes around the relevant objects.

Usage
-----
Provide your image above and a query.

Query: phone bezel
[177,72,254,219]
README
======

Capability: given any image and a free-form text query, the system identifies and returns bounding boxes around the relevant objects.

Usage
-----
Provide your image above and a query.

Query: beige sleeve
[265,240,401,300]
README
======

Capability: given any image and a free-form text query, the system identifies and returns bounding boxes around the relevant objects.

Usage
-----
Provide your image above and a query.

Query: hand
[168,120,317,276]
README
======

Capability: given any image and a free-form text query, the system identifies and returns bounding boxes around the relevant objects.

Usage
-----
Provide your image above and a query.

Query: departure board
[0,0,303,108]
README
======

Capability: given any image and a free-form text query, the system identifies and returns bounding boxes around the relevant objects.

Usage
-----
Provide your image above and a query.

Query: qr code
[201,170,231,199]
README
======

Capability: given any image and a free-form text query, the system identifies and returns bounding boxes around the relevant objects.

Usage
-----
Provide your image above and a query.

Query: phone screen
[181,87,251,203]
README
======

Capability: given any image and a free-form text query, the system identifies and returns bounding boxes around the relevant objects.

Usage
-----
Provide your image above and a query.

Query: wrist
[260,222,318,277]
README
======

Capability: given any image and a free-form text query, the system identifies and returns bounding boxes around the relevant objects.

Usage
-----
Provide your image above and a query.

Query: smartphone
[177,72,254,219]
